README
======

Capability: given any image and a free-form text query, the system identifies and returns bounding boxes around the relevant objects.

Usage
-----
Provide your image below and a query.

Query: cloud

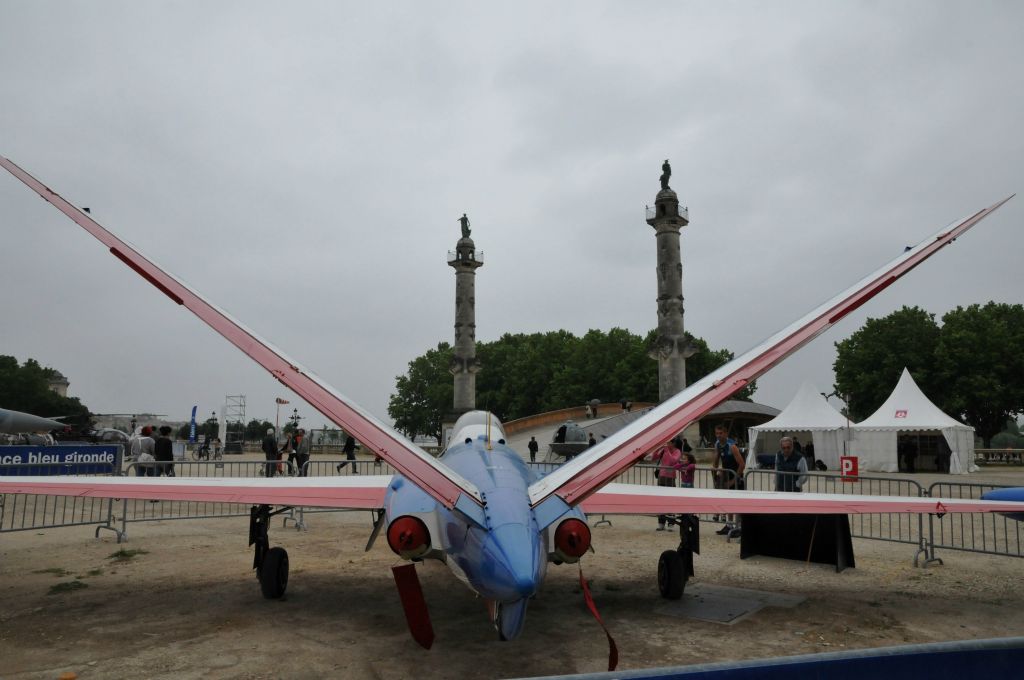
[1,2,1021,428]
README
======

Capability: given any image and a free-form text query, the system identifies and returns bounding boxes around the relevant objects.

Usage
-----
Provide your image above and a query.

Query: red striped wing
[581,484,1024,517]
[0,155,480,512]
[531,195,1014,509]
[0,475,391,509]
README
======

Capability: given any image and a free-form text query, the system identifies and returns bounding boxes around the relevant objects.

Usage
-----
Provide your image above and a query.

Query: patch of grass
[33,567,71,577]
[79,568,104,578]
[48,580,88,595]
[107,549,149,562]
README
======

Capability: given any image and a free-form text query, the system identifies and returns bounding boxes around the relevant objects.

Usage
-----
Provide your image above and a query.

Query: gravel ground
[2,468,1024,679]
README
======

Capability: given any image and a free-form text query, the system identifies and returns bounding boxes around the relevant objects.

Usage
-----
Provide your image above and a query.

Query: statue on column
[459,213,471,238]
[659,159,671,191]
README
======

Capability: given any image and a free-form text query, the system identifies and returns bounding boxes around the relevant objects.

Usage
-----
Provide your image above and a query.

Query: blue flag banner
[189,405,197,443]
[0,445,122,475]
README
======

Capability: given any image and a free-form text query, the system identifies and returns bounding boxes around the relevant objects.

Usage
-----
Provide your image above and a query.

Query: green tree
[669,332,757,402]
[833,306,942,420]
[389,329,754,434]
[387,342,454,441]
[0,355,91,429]
[244,419,274,441]
[935,302,1024,446]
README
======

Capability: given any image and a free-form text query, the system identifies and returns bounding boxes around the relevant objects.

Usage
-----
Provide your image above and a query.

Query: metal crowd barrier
[744,468,927,556]
[922,481,1024,563]
[7,452,1024,567]
[0,461,123,541]
[112,460,303,541]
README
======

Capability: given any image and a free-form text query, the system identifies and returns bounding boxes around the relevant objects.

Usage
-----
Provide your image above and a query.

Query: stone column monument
[645,160,697,401]
[448,214,483,416]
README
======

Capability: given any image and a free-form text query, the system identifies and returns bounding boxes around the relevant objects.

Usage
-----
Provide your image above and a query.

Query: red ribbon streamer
[579,563,618,671]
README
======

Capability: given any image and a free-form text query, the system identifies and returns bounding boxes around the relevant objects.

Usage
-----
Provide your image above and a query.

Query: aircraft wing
[529,195,1015,515]
[0,156,481,515]
[0,475,391,509]
[581,484,1024,516]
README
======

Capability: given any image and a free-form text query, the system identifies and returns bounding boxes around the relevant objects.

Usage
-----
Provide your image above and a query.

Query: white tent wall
[747,427,848,471]
[849,427,974,474]
[744,381,853,472]
[849,430,898,473]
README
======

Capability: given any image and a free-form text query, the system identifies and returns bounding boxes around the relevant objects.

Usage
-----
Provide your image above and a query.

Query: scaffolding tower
[224,394,246,453]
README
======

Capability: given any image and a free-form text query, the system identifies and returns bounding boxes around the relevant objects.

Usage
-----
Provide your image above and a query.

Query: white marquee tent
[745,381,852,471]
[851,368,976,474]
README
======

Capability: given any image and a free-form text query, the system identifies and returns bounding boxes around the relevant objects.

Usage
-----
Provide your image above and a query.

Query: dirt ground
[3,472,1024,679]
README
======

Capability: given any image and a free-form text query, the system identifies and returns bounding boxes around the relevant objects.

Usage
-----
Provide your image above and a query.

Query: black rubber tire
[259,546,289,599]
[658,550,685,600]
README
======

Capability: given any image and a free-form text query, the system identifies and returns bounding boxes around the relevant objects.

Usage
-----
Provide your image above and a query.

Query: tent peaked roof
[753,381,850,431]
[857,368,970,430]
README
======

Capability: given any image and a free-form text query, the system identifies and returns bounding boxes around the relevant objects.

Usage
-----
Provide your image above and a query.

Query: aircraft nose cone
[486,524,543,599]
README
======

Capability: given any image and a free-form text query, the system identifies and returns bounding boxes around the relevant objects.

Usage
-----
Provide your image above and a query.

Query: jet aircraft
[0,406,66,434]
[0,155,1020,669]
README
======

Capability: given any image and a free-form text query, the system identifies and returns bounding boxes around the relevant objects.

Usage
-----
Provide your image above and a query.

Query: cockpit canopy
[451,411,507,446]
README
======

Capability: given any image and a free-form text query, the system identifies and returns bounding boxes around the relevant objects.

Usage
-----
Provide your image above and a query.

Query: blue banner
[189,405,197,443]
[0,445,121,475]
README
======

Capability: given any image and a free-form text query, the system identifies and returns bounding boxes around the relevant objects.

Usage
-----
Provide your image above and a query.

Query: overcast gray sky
[2,1,1021,430]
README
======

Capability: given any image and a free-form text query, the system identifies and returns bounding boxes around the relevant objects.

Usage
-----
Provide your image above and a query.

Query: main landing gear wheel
[259,546,289,599]
[658,550,686,600]
[250,504,292,600]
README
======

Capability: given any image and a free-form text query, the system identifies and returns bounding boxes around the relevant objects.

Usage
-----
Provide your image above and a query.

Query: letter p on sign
[841,456,859,482]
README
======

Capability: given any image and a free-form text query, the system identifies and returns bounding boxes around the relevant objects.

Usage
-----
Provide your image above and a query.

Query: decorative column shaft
[448,216,483,414]
[646,161,696,402]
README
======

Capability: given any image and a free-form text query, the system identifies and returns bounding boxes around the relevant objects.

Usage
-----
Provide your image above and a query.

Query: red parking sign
[841,455,859,482]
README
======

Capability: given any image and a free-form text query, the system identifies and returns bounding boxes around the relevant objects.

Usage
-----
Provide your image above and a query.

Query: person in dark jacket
[774,436,808,492]
[337,435,358,473]
[154,426,175,477]
[261,428,279,477]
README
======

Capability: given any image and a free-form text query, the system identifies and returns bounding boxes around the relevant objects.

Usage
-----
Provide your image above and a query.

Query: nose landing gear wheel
[259,546,289,599]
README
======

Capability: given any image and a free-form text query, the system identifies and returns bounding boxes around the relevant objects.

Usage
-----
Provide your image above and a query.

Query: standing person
[282,431,298,474]
[527,436,539,463]
[587,433,597,448]
[774,436,808,492]
[261,428,278,477]
[803,439,815,468]
[131,426,156,477]
[904,437,918,473]
[294,428,310,476]
[680,452,697,488]
[337,435,358,473]
[681,438,693,454]
[712,424,745,538]
[153,426,175,477]
[792,436,803,455]
[647,439,683,531]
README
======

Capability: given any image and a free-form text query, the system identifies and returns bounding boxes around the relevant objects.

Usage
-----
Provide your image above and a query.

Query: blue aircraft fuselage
[383,427,585,639]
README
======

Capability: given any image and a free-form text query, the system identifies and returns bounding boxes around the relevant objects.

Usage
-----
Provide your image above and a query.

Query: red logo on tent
[894,410,907,418]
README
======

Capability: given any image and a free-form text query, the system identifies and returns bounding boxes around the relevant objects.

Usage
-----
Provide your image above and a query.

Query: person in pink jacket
[648,440,683,530]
